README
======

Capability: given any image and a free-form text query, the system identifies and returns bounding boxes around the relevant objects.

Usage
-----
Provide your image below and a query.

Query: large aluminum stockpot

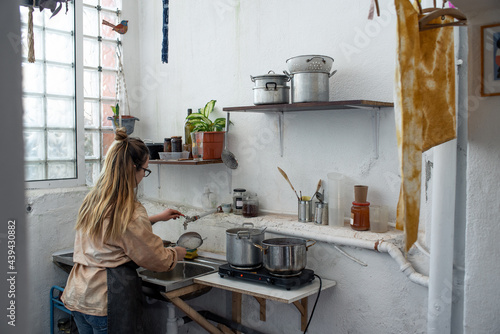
[285,70,337,103]
[253,83,290,105]
[255,238,316,276]
[226,223,266,268]
[286,55,334,73]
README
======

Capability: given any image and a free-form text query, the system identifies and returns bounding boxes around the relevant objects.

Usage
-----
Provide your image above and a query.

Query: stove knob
[227,270,234,277]
[266,277,274,284]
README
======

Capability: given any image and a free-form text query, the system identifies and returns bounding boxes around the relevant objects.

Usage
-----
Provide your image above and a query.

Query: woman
[62,128,187,334]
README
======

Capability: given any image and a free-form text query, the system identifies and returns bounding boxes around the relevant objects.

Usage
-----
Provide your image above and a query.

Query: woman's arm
[149,208,184,225]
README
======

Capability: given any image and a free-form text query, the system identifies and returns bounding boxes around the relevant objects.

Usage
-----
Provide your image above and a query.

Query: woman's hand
[174,246,187,260]
[149,209,185,224]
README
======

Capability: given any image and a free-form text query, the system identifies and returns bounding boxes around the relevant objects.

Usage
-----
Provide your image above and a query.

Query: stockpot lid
[250,70,290,83]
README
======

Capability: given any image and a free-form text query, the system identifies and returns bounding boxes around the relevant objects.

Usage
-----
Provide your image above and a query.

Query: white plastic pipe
[267,228,429,287]
[166,302,184,334]
[427,139,457,334]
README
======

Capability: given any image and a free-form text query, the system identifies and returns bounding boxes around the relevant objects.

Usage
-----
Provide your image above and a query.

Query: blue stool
[50,286,71,334]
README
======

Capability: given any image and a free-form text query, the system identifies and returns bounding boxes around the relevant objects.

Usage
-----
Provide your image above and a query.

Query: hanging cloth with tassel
[394,0,457,253]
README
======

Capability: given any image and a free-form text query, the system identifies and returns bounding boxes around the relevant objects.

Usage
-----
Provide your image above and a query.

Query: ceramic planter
[107,116,139,135]
[191,131,225,160]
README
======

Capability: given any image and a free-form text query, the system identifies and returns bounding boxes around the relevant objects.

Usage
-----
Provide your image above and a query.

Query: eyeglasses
[139,167,151,177]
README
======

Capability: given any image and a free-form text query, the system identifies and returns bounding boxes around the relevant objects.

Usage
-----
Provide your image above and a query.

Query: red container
[201,131,225,160]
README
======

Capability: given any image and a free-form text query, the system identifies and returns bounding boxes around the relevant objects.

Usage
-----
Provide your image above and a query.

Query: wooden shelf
[149,159,223,166]
[223,100,394,113]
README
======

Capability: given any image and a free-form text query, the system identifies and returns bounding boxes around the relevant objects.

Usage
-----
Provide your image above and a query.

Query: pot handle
[306,56,327,64]
[265,82,278,91]
[236,230,250,239]
[283,70,293,79]
[305,239,317,250]
[329,69,338,78]
[253,243,268,254]
[250,75,255,82]
[242,222,254,229]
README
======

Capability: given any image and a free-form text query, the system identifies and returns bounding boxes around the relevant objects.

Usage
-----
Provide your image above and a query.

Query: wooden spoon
[277,167,300,200]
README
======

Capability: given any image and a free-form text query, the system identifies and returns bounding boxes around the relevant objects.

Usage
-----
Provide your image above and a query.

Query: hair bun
[114,127,129,142]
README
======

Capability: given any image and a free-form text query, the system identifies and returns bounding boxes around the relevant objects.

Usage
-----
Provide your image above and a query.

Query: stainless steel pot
[255,238,316,276]
[250,70,290,87]
[286,55,334,73]
[253,83,290,105]
[226,223,266,268]
[285,70,337,103]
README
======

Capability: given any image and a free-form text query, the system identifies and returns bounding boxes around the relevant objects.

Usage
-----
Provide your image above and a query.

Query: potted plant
[185,100,226,160]
[107,103,139,135]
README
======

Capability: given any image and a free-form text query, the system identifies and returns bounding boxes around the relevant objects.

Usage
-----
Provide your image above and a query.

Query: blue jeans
[72,311,107,334]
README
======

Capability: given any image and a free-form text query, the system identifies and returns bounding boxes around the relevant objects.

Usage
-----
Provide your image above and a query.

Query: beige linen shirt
[61,202,178,316]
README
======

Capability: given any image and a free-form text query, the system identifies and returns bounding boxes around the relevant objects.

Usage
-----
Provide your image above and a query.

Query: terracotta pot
[201,131,225,160]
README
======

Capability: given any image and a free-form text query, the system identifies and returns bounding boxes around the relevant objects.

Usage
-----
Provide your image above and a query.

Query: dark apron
[107,261,144,334]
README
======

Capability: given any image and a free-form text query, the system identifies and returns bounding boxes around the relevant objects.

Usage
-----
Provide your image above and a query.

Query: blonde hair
[76,128,149,242]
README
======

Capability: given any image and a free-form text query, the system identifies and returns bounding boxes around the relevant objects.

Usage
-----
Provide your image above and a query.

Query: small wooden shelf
[149,159,223,166]
[223,100,394,113]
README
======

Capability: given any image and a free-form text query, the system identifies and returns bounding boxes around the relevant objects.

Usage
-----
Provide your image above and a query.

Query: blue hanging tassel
[161,0,169,63]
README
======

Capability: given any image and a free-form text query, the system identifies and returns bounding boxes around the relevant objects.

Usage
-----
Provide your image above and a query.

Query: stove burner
[229,263,262,270]
[218,263,314,290]
[269,270,302,278]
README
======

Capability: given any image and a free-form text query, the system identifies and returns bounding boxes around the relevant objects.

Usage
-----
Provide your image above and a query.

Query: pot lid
[250,70,290,81]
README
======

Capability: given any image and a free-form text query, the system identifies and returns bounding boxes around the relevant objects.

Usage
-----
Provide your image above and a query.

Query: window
[21,0,123,187]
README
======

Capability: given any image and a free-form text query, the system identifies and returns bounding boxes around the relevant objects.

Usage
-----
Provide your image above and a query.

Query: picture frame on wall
[481,23,500,96]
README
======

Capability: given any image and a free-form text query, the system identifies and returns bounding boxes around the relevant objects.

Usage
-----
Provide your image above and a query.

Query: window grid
[83,1,122,185]
[21,4,77,182]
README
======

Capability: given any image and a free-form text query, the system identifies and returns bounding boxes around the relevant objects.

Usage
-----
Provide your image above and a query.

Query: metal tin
[314,202,329,225]
[298,199,313,222]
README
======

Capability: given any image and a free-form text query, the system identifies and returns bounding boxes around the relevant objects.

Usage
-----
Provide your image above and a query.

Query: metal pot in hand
[226,223,266,269]
[254,238,316,276]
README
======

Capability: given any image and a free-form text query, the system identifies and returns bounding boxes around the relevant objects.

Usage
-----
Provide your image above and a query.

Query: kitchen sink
[52,249,225,293]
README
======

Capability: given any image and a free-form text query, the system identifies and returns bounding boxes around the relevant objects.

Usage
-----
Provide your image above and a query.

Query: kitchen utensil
[226,223,266,269]
[254,238,316,276]
[314,202,328,225]
[253,83,290,105]
[221,113,238,169]
[277,167,300,200]
[176,232,204,249]
[298,199,313,222]
[250,70,290,86]
[286,55,334,73]
[183,206,222,229]
[312,179,321,200]
[286,70,337,103]
[315,191,324,203]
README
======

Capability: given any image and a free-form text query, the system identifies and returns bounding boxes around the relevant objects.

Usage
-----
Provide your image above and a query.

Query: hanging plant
[22,0,70,18]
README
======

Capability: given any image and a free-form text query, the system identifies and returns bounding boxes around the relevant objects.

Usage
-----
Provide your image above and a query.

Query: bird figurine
[102,19,128,35]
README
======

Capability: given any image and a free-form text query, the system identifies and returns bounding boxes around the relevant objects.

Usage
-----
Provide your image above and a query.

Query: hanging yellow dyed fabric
[394,0,456,253]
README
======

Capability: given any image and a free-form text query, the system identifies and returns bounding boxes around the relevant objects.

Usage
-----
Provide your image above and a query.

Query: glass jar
[350,201,370,231]
[171,136,182,152]
[232,188,246,215]
[163,138,172,152]
[242,193,259,218]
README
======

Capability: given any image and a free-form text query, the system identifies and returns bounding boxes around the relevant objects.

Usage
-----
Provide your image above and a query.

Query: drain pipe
[427,140,457,334]
[267,228,429,287]
[166,302,185,334]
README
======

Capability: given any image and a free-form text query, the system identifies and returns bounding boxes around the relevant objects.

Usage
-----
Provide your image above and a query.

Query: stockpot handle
[305,239,316,250]
[237,230,250,239]
[283,70,293,79]
[250,75,255,82]
[329,69,338,78]
[253,243,268,254]
[242,222,254,229]
[265,82,278,91]
[306,56,326,64]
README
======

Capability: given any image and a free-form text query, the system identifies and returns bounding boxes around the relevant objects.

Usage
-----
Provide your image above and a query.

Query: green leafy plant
[185,100,226,132]
[110,103,120,128]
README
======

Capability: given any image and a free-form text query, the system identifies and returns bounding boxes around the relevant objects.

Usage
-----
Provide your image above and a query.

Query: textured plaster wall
[462,6,500,334]
[25,188,88,332]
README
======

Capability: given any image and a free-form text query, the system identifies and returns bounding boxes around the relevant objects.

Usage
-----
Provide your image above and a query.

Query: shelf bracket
[372,108,380,159]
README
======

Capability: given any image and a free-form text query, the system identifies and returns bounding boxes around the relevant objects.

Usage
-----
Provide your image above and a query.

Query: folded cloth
[394,0,456,253]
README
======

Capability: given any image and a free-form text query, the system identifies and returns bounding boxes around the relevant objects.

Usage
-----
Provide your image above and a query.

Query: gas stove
[218,263,315,290]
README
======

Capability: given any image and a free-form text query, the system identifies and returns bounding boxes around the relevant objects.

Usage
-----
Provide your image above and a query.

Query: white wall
[461,5,500,334]
[124,1,431,333]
